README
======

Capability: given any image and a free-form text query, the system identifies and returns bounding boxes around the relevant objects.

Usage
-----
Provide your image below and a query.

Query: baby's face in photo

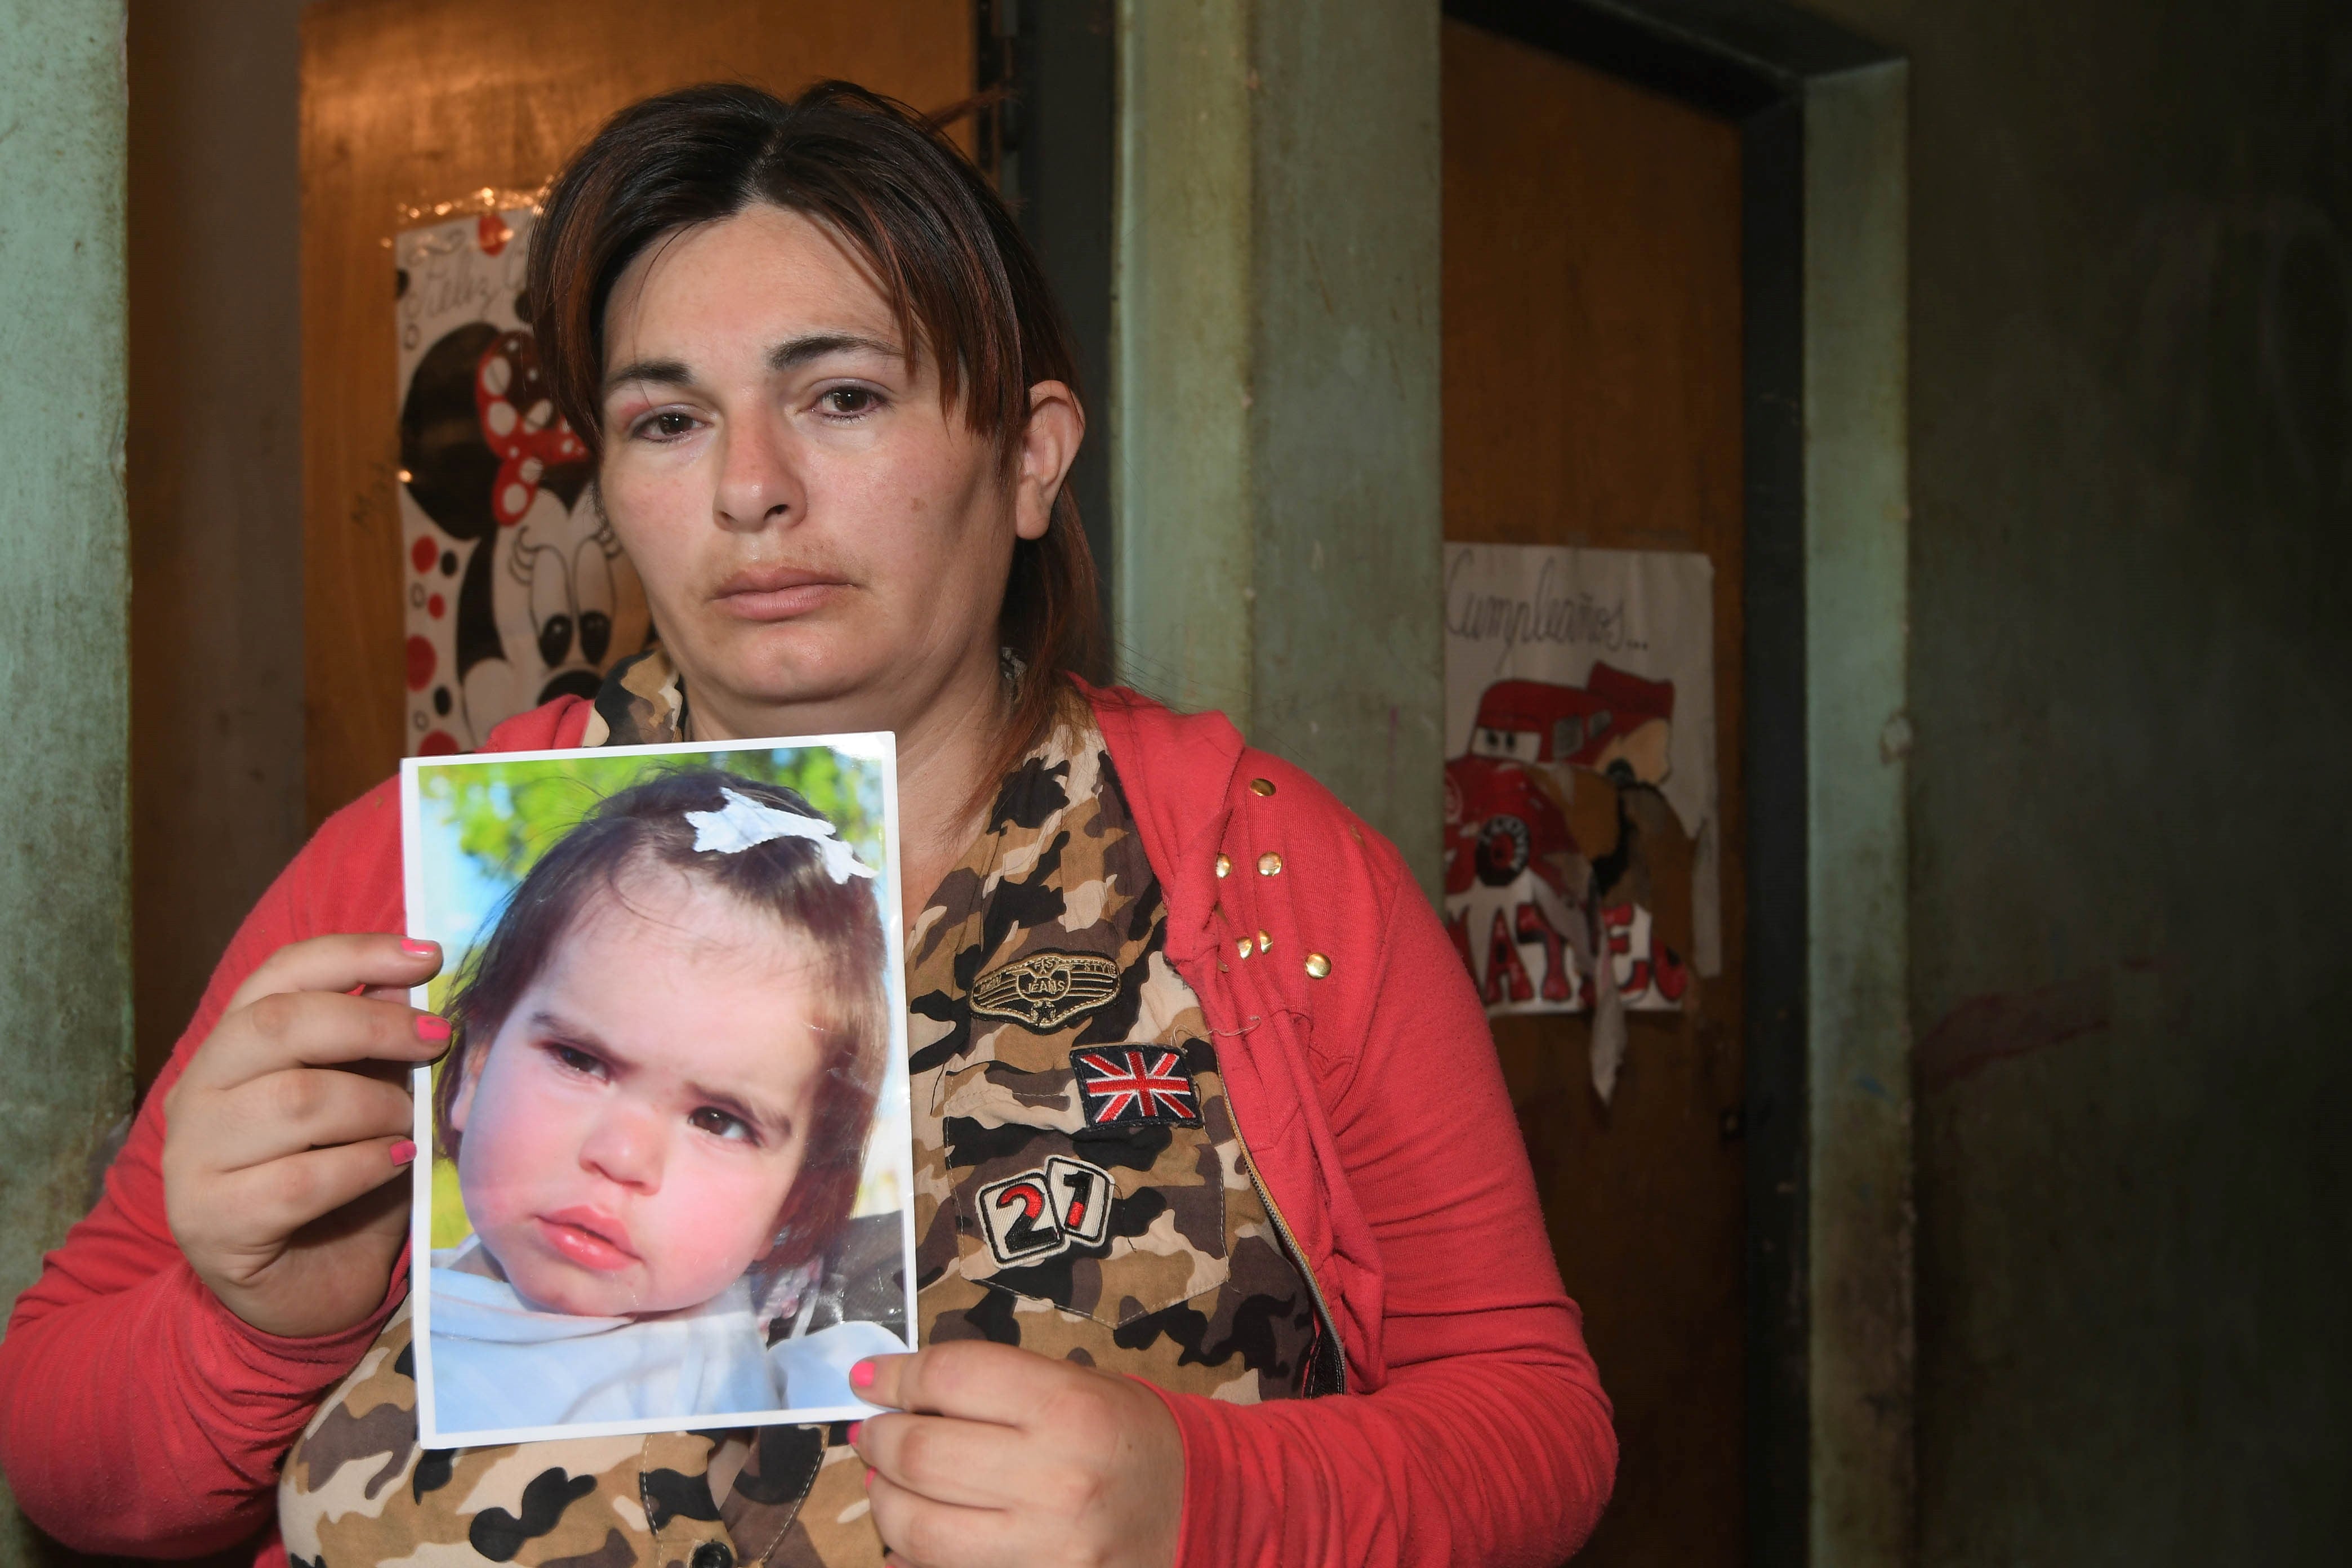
[448,870,835,1317]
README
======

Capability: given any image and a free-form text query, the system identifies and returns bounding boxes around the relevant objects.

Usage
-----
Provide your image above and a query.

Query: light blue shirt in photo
[427,1239,904,1437]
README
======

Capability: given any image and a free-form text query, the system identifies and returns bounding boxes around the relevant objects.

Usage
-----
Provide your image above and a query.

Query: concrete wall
[0,1,132,1559]
[126,0,309,1089]
[1797,0,2352,1560]
[1115,0,1445,893]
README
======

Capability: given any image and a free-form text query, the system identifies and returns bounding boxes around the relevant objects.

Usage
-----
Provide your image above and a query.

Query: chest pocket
[936,1032,1241,1329]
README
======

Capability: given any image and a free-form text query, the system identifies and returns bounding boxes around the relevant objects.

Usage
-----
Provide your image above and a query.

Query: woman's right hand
[161,934,449,1339]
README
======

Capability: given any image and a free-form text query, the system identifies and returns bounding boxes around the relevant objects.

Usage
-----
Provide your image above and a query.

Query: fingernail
[846,1421,862,1445]
[850,1360,875,1390]
[862,1467,874,1492]
[400,938,437,959]
[390,1139,417,1166]
[415,1015,451,1043]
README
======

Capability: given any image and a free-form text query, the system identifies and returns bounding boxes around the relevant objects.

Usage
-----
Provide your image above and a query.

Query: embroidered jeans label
[969,951,1120,1031]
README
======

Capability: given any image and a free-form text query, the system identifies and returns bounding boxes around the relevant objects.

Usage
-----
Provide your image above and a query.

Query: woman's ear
[1013,380,1084,542]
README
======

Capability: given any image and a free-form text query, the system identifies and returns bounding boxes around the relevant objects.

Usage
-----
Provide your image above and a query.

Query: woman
[0,83,1613,1568]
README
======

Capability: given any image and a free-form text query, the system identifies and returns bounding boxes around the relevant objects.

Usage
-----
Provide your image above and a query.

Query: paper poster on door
[1443,543,1718,1100]
[397,209,652,755]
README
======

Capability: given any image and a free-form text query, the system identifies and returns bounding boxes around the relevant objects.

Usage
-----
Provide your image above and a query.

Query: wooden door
[300,0,972,825]
[1442,17,1748,1564]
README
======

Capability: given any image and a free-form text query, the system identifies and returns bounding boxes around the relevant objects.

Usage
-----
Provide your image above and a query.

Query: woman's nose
[578,1103,664,1191]
[713,413,803,533]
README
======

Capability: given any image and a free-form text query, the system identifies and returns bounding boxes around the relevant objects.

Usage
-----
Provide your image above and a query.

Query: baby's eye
[689,1106,755,1143]
[547,1043,608,1079]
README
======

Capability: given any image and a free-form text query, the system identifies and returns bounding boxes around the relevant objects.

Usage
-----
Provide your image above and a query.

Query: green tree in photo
[418,747,883,892]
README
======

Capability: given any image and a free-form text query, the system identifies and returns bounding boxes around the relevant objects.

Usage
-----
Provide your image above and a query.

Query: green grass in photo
[430,1157,473,1250]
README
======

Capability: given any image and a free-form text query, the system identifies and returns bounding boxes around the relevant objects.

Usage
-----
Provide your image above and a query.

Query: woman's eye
[689,1106,755,1143]
[819,386,879,417]
[626,408,698,442]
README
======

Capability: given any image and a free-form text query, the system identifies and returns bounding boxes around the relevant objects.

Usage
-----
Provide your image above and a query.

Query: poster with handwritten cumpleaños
[1441,543,1718,1101]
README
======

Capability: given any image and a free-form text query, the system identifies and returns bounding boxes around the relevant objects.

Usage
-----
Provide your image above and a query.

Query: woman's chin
[679,645,888,721]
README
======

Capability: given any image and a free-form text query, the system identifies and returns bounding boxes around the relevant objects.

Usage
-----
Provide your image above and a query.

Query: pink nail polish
[415,1015,451,1043]
[846,1421,862,1445]
[400,938,436,959]
[863,1467,874,1492]
[390,1139,417,1165]
[850,1360,875,1390]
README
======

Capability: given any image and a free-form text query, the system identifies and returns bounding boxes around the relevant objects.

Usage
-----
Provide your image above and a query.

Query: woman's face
[447,871,833,1317]
[594,202,1049,738]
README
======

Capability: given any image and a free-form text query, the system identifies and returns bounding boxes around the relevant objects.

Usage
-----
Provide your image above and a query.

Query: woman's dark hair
[528,80,1103,787]
[434,766,891,1279]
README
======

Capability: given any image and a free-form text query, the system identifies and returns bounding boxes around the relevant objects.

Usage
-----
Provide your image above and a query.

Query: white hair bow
[685,787,876,884]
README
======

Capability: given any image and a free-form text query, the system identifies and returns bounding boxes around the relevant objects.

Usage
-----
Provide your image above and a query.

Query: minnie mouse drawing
[399,309,652,753]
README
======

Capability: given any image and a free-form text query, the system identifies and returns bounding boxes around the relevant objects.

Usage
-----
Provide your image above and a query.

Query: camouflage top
[278,654,1320,1568]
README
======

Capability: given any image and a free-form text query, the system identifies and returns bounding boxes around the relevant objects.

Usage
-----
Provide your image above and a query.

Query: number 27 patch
[975,1155,1115,1267]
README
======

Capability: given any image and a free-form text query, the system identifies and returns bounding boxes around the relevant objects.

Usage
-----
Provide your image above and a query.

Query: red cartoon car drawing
[1461,665,1674,777]
[1442,666,1675,896]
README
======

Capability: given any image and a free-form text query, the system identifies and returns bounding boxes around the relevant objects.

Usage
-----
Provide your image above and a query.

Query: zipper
[1224,1093,1347,1395]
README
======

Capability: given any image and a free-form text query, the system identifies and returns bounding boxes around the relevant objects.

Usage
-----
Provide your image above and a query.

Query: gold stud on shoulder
[1249,777,1276,797]
[1257,852,1282,876]
[1305,952,1331,979]
[1215,853,1232,878]
[1257,929,1272,953]
[1236,937,1253,960]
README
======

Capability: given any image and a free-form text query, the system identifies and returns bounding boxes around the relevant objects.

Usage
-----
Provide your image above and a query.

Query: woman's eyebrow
[767,332,901,372]
[601,336,898,398]
[603,356,694,395]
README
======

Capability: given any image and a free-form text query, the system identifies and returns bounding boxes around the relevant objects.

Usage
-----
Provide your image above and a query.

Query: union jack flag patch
[1071,1045,1202,1127]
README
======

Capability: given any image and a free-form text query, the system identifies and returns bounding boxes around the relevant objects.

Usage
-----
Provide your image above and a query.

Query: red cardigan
[0,684,1614,1567]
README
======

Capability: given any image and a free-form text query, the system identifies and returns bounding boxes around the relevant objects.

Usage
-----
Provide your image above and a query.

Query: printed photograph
[399,737,916,1446]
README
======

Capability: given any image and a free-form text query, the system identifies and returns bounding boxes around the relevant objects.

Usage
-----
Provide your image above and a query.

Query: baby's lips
[536,1206,640,1271]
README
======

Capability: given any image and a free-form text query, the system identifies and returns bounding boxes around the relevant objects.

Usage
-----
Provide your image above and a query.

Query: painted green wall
[1115,0,1444,893]
[1799,0,2352,1560]
[0,1,132,1561]
[1799,59,1913,1567]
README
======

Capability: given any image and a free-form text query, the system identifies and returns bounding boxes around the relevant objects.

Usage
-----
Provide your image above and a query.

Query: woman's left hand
[847,1341,1183,1568]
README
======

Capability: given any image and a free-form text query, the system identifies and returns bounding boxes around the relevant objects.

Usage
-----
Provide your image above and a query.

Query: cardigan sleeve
[0,783,412,1557]
[1150,870,1618,1568]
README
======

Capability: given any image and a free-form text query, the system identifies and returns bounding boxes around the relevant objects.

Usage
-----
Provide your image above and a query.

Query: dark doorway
[1444,2,1899,1562]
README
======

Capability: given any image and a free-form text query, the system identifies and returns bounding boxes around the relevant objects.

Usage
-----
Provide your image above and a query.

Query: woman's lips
[711,566,849,622]
[536,1208,639,1272]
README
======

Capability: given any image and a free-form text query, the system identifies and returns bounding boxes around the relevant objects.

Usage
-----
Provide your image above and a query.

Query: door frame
[973,0,1118,641]
[1443,4,1912,1562]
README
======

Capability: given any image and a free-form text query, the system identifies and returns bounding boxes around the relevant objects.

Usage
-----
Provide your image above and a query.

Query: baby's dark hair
[433,765,890,1277]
